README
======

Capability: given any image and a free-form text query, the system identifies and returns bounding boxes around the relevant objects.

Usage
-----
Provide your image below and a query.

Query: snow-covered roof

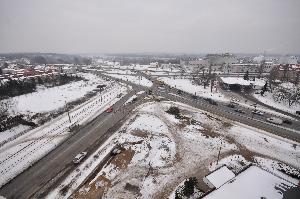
[205,166,235,188]
[204,166,297,199]
[220,77,265,87]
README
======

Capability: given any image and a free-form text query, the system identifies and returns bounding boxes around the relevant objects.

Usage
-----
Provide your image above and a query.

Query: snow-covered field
[47,101,299,199]
[159,77,229,102]
[6,73,105,116]
[0,82,129,188]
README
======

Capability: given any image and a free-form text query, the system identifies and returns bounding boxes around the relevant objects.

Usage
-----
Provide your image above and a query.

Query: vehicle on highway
[131,97,138,103]
[252,110,264,116]
[191,95,197,99]
[227,103,235,108]
[266,117,283,125]
[205,98,218,105]
[283,119,292,125]
[106,107,113,113]
[73,152,87,164]
[234,109,245,114]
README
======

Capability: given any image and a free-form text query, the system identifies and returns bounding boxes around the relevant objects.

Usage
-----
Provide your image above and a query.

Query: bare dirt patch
[130,130,148,138]
[200,124,220,138]
[110,148,135,169]
[72,175,111,199]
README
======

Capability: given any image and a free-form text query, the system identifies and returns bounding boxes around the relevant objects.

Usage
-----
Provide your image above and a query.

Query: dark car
[177,90,183,95]
[192,95,198,99]
[252,110,264,116]
[227,104,235,108]
[205,98,218,106]
[283,119,292,125]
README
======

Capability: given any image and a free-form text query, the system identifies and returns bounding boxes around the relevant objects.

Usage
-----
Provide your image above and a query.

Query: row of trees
[0,79,36,98]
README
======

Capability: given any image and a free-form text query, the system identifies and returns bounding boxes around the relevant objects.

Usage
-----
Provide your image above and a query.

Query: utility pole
[68,112,71,123]
[65,100,71,123]
[216,140,222,165]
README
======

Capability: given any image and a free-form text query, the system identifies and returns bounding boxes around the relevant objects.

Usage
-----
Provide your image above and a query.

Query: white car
[266,117,283,125]
[73,152,87,164]
[252,110,264,116]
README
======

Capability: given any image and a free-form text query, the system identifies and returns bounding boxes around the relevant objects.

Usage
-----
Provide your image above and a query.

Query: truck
[266,117,283,125]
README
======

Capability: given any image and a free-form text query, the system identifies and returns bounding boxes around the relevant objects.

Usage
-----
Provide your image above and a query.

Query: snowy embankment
[159,77,229,102]
[0,83,129,188]
[0,125,31,144]
[253,92,300,115]
[252,82,300,115]
[48,101,299,199]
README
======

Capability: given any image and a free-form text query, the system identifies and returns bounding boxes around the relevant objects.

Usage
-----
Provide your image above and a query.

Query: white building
[62,66,76,74]
[203,166,298,199]
[203,166,235,189]
[2,68,17,74]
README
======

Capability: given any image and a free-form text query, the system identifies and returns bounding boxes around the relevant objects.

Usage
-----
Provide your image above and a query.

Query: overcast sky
[0,0,299,54]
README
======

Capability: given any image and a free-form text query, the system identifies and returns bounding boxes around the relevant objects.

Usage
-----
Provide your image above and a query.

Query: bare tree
[0,100,12,118]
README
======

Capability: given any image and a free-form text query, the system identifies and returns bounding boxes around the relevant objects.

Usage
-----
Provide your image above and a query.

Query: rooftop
[203,166,298,199]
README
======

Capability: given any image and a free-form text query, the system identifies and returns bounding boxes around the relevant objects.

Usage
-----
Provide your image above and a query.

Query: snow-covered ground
[253,91,300,114]
[105,73,152,87]
[86,68,153,87]
[0,82,129,188]
[0,125,31,145]
[5,73,106,116]
[47,101,299,199]
[158,77,229,102]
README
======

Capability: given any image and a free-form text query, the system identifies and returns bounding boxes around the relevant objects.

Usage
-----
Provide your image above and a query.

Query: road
[1,69,299,199]
[0,84,147,199]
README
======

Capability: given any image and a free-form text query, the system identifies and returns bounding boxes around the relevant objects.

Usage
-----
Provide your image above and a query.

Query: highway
[0,69,299,199]
[0,85,147,199]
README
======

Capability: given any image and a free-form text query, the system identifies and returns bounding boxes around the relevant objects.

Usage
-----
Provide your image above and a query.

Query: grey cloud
[0,0,299,54]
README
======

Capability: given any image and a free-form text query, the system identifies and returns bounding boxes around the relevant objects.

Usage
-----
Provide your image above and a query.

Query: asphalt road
[0,85,146,199]
[1,70,299,199]
[236,90,300,120]
[141,72,300,142]
[155,86,300,142]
